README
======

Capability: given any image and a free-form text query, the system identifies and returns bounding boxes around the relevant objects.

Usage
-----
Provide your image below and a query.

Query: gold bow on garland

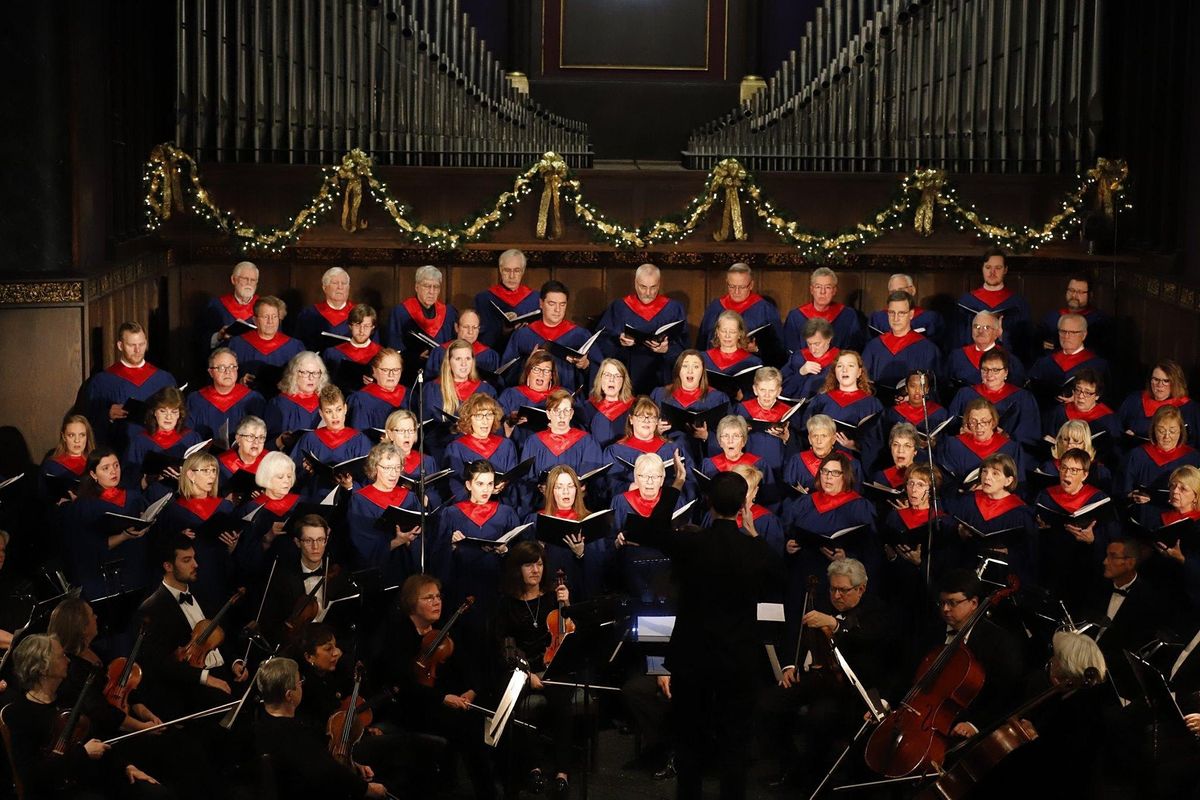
[712,159,749,242]
[146,144,184,221]
[911,169,947,236]
[1087,158,1128,219]
[535,152,568,240]
[334,150,371,232]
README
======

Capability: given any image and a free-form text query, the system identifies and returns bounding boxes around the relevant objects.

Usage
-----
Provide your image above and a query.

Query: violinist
[377,574,496,800]
[136,533,248,718]
[260,514,352,648]
[756,558,894,792]
[253,656,389,799]
[5,633,165,799]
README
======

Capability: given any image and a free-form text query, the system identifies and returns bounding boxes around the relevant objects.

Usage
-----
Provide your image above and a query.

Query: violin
[174,587,246,668]
[864,580,1018,778]
[414,596,474,688]
[327,667,401,767]
[543,569,575,667]
[796,574,838,675]
[49,672,96,757]
[284,562,341,642]
[104,625,147,712]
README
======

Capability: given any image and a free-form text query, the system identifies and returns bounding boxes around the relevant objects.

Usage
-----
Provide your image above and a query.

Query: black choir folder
[536,510,614,545]
[622,319,683,346]
[458,522,532,548]
[1034,495,1112,527]
[621,499,698,545]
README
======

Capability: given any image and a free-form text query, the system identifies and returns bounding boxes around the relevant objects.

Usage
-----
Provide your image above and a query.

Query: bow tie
[302,569,322,578]
[178,592,194,606]
[1111,587,1129,597]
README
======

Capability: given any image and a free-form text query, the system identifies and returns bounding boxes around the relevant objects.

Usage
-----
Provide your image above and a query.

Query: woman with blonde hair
[158,451,241,604]
[581,358,635,448]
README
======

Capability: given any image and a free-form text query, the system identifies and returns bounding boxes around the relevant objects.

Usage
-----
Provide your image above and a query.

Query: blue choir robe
[385,298,458,358]
[954,286,1033,357]
[701,348,763,401]
[736,398,801,497]
[475,283,541,351]
[39,454,86,505]
[602,435,695,508]
[235,492,303,578]
[868,306,946,349]
[1047,401,1122,453]
[199,292,257,350]
[949,491,1038,585]
[781,347,840,401]
[580,397,634,450]
[1118,443,1200,498]
[425,339,501,380]
[444,434,519,506]
[443,500,523,614]
[1033,484,1117,608]
[862,332,942,393]
[398,449,446,510]
[346,484,424,586]
[936,432,1028,492]
[880,505,957,633]
[1132,506,1200,613]
[83,361,177,450]
[498,384,556,451]
[947,383,1040,448]
[421,378,496,461]
[783,302,864,353]
[598,294,689,395]
[61,488,151,599]
[1027,349,1111,407]
[501,320,597,394]
[227,331,305,395]
[518,428,604,510]
[1118,392,1200,443]
[782,491,879,613]
[294,301,357,352]
[806,389,885,468]
[320,339,381,375]
[157,496,239,607]
[522,508,603,601]
[123,426,205,489]
[782,449,864,496]
[701,450,777,509]
[217,448,266,492]
[346,383,409,431]
[651,385,731,462]
[696,293,784,361]
[884,398,953,442]
[289,427,372,500]
[611,489,689,606]
[264,393,321,441]
[869,464,909,492]
[1034,458,1115,496]
[1038,306,1111,355]
[185,384,266,440]
[944,344,1026,391]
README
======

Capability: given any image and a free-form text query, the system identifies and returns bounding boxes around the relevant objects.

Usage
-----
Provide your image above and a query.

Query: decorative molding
[0,280,84,305]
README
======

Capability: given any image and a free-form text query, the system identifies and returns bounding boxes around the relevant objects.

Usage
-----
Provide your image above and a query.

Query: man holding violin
[137,533,249,718]
[259,514,354,648]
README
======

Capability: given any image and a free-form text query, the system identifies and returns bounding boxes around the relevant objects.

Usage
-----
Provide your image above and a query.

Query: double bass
[413,596,474,688]
[864,581,1017,777]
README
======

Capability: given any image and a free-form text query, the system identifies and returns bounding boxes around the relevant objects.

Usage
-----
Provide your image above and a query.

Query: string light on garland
[143,143,1128,260]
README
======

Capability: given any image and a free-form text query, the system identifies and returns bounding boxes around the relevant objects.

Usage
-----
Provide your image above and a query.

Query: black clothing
[259,558,354,653]
[253,712,368,799]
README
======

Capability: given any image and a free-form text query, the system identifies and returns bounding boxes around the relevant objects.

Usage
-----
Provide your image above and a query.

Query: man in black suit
[258,513,354,649]
[1090,537,1170,701]
[137,532,249,718]
[642,465,784,800]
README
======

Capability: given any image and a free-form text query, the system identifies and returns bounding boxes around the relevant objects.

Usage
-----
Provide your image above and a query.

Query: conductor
[642,458,785,799]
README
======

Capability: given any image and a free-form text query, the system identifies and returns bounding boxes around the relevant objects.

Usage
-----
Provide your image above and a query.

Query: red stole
[1066,402,1114,423]
[490,284,533,307]
[1143,443,1195,467]
[460,434,503,459]
[622,490,660,518]
[672,386,704,407]
[799,450,824,477]
[105,361,158,387]
[198,383,251,413]
[456,500,499,527]
[882,465,905,488]
[711,452,760,472]
[52,454,87,475]
[707,348,751,370]
[812,490,861,513]
[1140,392,1190,419]
[529,320,576,342]
[336,340,381,364]
[742,398,787,422]
[956,432,1010,459]
[177,496,222,520]
[892,402,943,425]
[359,484,411,510]
[1045,485,1103,513]
[517,385,553,404]
[362,382,407,407]
[623,294,671,322]
[721,293,763,314]
[961,345,999,369]
[453,380,482,402]
[401,298,447,338]
[879,331,924,355]
[286,393,321,413]
[218,448,264,474]
[537,428,587,456]
[219,293,257,320]
[736,504,771,528]
[314,301,354,327]
[591,397,633,421]
[800,347,840,369]
[314,427,358,450]
[620,435,666,454]
[97,486,127,507]
[897,505,934,530]
[975,492,1025,521]
[240,330,293,356]
[402,450,423,473]
[1163,509,1200,525]
[827,389,869,407]
[970,286,1014,307]
[255,493,300,515]
[974,383,1019,404]
[146,429,183,450]
[1051,349,1096,372]
[799,302,845,322]
[548,508,579,521]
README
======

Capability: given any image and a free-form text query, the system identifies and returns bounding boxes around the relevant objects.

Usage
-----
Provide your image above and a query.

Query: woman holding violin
[492,541,575,799]
[5,633,165,799]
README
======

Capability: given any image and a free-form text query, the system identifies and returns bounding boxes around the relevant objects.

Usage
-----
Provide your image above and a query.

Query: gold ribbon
[713,158,748,242]
[335,149,371,233]
[536,152,567,239]
[147,144,184,221]
[1087,157,1128,219]
[911,169,946,236]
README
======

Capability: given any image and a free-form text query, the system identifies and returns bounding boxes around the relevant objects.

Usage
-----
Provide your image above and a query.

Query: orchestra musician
[259,514,353,648]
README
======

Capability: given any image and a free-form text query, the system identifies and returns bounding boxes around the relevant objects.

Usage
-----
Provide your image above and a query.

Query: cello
[175,588,246,668]
[104,624,147,713]
[864,580,1017,778]
[795,574,838,675]
[542,569,575,667]
[413,596,474,688]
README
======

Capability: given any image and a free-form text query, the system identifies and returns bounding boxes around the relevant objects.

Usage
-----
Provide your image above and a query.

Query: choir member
[948,349,1040,448]
[199,260,258,349]
[227,296,305,397]
[491,543,576,797]
[937,397,1028,492]
[735,366,796,502]
[601,396,688,508]
[5,634,165,799]
[217,415,268,494]
[40,413,94,505]
[443,459,522,614]
[529,465,596,598]
[293,267,357,351]
[861,290,941,395]
[381,409,444,509]
[880,463,952,628]
[253,656,390,799]
[290,385,370,500]
[1034,447,1117,610]
[422,338,497,460]
[579,357,635,449]
[1045,368,1121,451]
[444,394,518,506]
[425,308,501,379]
[783,267,865,353]
[81,322,177,451]
[945,310,1027,389]
[346,443,423,585]
[598,263,689,395]
[954,247,1033,359]
[1038,274,1111,356]
[695,262,784,363]
[1134,465,1200,612]
[1123,404,1200,503]
[652,349,730,462]
[1037,419,1115,494]
[123,386,203,491]
[866,273,945,347]
[263,351,328,447]
[185,347,265,440]
[501,280,595,393]
[320,303,382,389]
[475,248,540,351]
[781,317,839,401]
[385,265,459,364]
[701,416,772,505]
[498,350,560,451]
[157,452,241,607]
[727,463,785,556]
[783,414,863,495]
[237,452,301,576]
[1118,359,1200,442]
[612,451,690,605]
[949,453,1038,584]
[1027,312,1110,407]
[61,447,151,599]
[700,309,763,401]
[519,388,603,509]
[871,422,920,490]
[345,348,408,430]
[884,370,952,444]
[805,350,884,467]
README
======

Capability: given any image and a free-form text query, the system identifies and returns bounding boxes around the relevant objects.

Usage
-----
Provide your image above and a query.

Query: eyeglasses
[972,324,997,332]
[632,414,659,421]
[376,464,404,473]
[376,367,402,376]
[819,468,844,477]
[190,467,218,475]
[529,367,553,376]
[600,372,624,380]
[209,364,238,374]
[886,310,912,317]
[548,407,573,416]
[1057,328,1085,335]
[472,411,496,419]
[299,536,328,546]
[1073,388,1097,397]
[297,370,323,379]
[238,434,267,443]
[980,367,1006,374]
[938,598,971,609]
[1151,377,1171,385]
[829,585,861,595]
[1060,466,1087,475]
[388,428,416,436]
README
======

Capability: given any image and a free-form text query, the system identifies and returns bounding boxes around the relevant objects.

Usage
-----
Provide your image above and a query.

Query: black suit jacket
[784,593,897,695]
[259,557,354,647]
[136,584,235,716]
[1088,575,1170,663]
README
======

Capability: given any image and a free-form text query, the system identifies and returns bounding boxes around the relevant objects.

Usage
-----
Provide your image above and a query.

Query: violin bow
[242,557,280,663]
[105,699,241,745]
